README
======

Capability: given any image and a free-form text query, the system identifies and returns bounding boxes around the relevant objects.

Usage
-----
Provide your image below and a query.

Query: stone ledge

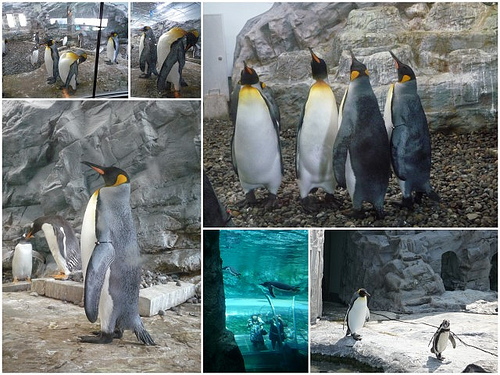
[6,278,196,317]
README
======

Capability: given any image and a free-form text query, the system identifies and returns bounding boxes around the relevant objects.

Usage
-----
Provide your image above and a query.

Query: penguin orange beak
[309,47,321,64]
[25,231,34,239]
[81,161,105,175]
[389,51,401,69]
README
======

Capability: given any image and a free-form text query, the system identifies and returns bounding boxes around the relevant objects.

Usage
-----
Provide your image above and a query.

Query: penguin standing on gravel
[333,51,390,219]
[429,319,456,360]
[296,48,338,212]
[106,32,119,64]
[44,39,59,84]
[59,49,87,91]
[384,51,440,208]
[231,62,283,208]
[344,288,370,340]
[29,45,39,67]
[139,26,158,78]
[25,215,81,279]
[80,161,155,345]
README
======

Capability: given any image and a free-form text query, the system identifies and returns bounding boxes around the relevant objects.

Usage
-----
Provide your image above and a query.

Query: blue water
[220,230,309,372]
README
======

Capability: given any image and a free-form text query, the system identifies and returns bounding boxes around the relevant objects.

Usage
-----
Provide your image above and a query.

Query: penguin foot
[244,191,258,206]
[174,90,181,98]
[13,277,18,284]
[106,61,112,65]
[80,331,114,344]
[46,77,56,84]
[346,209,365,219]
[375,208,386,220]
[351,333,362,341]
[139,73,151,79]
[400,197,414,209]
[264,194,279,210]
[301,196,319,213]
[52,272,69,280]
[426,190,441,202]
[325,193,341,209]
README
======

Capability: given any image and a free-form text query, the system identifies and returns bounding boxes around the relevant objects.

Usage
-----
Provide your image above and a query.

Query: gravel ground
[203,119,497,228]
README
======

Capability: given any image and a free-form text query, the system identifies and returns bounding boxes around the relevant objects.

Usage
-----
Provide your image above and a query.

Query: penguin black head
[440,319,451,330]
[185,30,199,52]
[389,51,416,83]
[82,161,130,187]
[309,48,328,81]
[349,51,369,81]
[240,61,260,85]
[357,288,370,298]
[75,49,87,63]
[25,218,43,238]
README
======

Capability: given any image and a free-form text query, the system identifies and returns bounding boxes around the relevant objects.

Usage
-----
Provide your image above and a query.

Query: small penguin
[2,38,6,56]
[106,32,119,64]
[12,239,33,283]
[429,319,456,360]
[33,31,40,45]
[25,215,81,279]
[44,39,60,84]
[384,51,440,208]
[222,266,241,277]
[80,161,155,345]
[333,51,391,219]
[296,48,339,212]
[29,45,39,66]
[59,49,87,91]
[260,281,300,298]
[344,288,370,340]
[62,35,68,46]
[156,27,199,97]
[139,26,158,78]
[77,32,84,48]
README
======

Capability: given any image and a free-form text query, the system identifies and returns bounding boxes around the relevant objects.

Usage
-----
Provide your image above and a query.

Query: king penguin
[384,51,440,208]
[156,27,199,97]
[296,48,338,212]
[139,26,158,78]
[231,62,283,208]
[344,288,370,340]
[429,319,456,360]
[59,49,87,91]
[80,161,155,345]
[12,239,33,283]
[25,215,81,279]
[44,39,60,84]
[333,51,391,219]
[106,32,119,64]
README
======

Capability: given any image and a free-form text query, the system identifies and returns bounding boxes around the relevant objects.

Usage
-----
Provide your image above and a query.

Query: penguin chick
[156,27,199,97]
[333,51,391,219]
[139,26,158,78]
[231,62,283,209]
[429,319,456,360]
[25,215,81,279]
[384,51,440,208]
[344,288,370,340]
[12,239,33,283]
[80,161,155,345]
[296,48,339,212]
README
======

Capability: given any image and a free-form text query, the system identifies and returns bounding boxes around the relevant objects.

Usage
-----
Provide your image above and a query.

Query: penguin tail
[134,325,156,346]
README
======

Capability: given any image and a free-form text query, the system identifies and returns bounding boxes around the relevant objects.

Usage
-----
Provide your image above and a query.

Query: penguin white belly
[234,88,282,194]
[45,48,53,77]
[41,223,69,275]
[31,49,38,66]
[383,84,395,141]
[12,243,33,280]
[436,331,449,353]
[98,268,114,332]
[107,38,114,61]
[298,85,338,196]
[348,298,367,334]
[345,150,356,200]
[81,191,98,279]
[59,55,72,88]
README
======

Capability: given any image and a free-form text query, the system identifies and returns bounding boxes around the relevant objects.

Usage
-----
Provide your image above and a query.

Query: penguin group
[137,25,200,97]
[231,50,439,218]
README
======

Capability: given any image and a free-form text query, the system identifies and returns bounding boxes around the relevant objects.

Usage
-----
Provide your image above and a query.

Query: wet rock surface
[203,119,497,228]
[2,291,201,372]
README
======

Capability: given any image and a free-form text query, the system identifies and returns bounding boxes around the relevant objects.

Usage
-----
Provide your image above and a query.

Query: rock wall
[2,100,201,274]
[323,230,497,313]
[232,2,498,133]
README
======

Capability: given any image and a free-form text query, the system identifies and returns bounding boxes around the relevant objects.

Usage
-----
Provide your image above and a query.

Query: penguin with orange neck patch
[80,161,155,345]
[333,51,390,219]
[231,62,283,209]
[59,49,87,91]
[296,48,338,212]
[384,51,440,208]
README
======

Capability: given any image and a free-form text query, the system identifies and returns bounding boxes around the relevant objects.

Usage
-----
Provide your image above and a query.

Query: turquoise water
[220,230,309,372]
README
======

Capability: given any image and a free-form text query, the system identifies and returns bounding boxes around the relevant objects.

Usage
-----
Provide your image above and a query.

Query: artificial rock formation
[232,2,498,133]
[2,100,201,275]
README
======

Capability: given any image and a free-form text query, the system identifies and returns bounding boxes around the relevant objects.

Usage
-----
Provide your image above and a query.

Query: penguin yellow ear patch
[350,71,360,81]
[113,174,128,186]
[401,74,411,83]
[365,69,369,76]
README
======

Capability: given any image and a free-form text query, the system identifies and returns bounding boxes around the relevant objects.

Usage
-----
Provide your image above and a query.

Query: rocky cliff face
[2,100,201,274]
[232,2,498,133]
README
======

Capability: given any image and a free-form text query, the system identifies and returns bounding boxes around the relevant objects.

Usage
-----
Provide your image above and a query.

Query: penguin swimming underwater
[260,281,300,298]
[12,239,33,283]
[296,48,338,212]
[59,49,87,91]
[106,32,119,64]
[222,266,241,277]
[231,62,283,209]
[156,27,199,97]
[25,215,81,279]
[43,39,60,84]
[80,161,155,345]
[139,26,158,78]
[344,288,370,340]
[384,51,440,208]
[333,51,391,219]
[429,319,456,360]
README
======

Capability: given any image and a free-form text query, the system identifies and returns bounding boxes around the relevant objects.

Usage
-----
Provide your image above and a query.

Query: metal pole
[92,2,104,98]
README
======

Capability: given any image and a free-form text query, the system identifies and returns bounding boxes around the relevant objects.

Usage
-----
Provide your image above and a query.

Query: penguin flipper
[260,85,283,175]
[449,332,456,348]
[84,242,115,323]
[157,37,185,91]
[296,101,307,179]
[332,117,352,189]
[269,286,276,298]
[390,124,411,181]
